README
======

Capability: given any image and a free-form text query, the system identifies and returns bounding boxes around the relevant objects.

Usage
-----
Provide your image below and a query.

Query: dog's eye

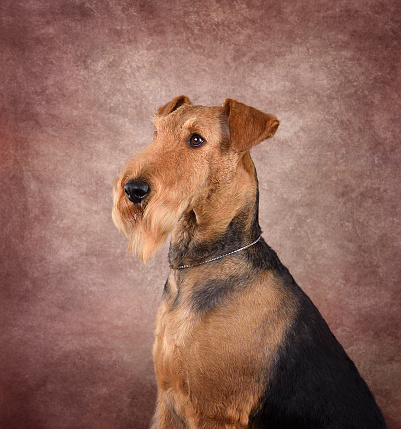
[189,134,206,148]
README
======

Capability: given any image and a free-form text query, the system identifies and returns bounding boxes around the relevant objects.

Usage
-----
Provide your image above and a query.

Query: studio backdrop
[1,1,400,428]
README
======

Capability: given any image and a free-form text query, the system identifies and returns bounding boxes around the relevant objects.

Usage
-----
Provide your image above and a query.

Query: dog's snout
[124,179,150,203]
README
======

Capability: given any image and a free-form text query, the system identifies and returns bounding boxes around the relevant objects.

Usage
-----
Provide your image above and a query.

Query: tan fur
[113,96,282,427]
[152,264,297,428]
[113,97,278,261]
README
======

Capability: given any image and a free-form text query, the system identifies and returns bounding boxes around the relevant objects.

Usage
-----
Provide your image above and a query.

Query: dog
[112,96,386,428]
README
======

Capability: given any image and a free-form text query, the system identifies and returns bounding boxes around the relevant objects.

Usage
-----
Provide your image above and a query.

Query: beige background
[1,1,400,428]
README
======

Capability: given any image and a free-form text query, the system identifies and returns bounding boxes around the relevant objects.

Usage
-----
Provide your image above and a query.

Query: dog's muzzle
[124,179,150,204]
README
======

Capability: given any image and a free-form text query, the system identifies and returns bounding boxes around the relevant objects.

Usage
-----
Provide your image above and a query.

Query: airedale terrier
[112,96,386,428]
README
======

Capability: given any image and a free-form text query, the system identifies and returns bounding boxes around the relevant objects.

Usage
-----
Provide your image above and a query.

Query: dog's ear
[222,99,279,152]
[157,95,192,117]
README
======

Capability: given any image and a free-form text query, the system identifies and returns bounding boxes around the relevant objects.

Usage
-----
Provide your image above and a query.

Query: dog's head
[112,96,279,261]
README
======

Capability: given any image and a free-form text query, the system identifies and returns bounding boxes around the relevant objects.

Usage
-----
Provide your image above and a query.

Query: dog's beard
[130,194,187,262]
[113,184,187,262]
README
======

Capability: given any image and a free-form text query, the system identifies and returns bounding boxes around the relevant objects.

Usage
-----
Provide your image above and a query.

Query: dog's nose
[124,179,150,203]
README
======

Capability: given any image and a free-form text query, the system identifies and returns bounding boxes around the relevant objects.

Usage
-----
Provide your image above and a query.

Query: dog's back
[248,241,386,428]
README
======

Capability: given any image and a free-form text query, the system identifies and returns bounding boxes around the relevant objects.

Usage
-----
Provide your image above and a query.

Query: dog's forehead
[153,105,224,136]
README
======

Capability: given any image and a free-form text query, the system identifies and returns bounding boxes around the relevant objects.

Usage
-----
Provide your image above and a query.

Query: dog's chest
[152,272,277,402]
[151,270,300,424]
[153,279,199,394]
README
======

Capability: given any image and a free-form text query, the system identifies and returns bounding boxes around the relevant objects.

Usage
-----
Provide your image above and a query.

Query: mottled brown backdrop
[1,0,400,428]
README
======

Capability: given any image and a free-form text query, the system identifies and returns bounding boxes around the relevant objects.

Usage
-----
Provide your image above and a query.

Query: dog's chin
[127,229,168,262]
[124,196,189,263]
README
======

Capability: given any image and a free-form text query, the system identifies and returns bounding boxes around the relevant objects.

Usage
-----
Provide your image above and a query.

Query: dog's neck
[169,169,261,270]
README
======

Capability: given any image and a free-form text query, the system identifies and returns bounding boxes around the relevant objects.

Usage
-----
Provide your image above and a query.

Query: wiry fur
[113,99,256,262]
[112,96,386,428]
[113,150,189,261]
